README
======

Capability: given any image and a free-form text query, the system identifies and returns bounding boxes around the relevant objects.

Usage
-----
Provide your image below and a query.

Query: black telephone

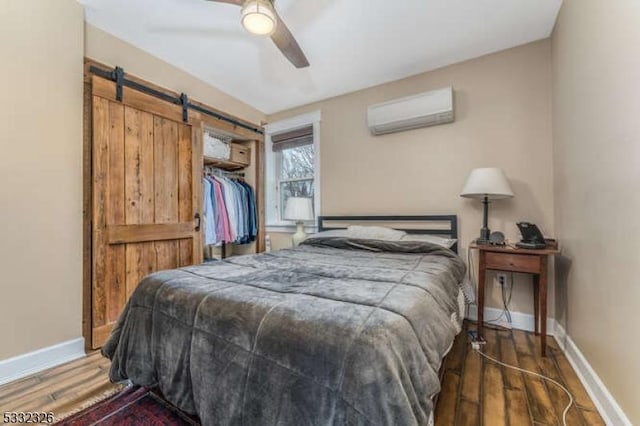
[516,222,546,249]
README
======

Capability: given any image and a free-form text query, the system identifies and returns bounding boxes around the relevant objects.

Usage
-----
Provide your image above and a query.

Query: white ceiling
[79,0,562,114]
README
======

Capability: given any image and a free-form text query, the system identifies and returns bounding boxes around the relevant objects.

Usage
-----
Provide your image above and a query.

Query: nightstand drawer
[485,252,540,273]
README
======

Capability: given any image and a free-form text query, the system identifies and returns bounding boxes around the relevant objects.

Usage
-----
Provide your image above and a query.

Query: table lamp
[284,197,314,246]
[460,167,514,245]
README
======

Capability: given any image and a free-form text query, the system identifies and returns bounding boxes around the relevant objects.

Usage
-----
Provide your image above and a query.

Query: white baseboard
[0,338,86,386]
[466,307,631,424]
[554,324,631,426]
[466,305,556,334]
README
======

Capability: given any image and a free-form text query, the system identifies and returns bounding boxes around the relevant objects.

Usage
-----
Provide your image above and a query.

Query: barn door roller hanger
[89,64,263,134]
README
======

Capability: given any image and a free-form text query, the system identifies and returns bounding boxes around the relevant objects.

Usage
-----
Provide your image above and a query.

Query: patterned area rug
[58,386,199,425]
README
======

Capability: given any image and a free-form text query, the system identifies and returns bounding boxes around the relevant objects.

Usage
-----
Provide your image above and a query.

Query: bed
[103,215,468,425]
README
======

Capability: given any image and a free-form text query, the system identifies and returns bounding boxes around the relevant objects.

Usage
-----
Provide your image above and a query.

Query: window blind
[271,125,313,152]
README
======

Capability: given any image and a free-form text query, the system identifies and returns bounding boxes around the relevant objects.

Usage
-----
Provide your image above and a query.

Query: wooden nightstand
[471,241,560,356]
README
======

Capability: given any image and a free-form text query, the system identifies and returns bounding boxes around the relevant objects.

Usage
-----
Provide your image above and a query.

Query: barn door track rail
[89,65,263,135]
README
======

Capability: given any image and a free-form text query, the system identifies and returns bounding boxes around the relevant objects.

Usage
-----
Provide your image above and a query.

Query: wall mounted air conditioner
[367,87,454,136]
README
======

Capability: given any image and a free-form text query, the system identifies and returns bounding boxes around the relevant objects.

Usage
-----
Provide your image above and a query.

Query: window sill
[266,224,318,234]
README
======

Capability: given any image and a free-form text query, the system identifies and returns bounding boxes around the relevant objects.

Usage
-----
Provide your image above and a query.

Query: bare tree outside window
[281,145,314,181]
[278,144,314,219]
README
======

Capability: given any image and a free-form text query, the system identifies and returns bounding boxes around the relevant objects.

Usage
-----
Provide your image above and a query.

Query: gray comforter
[103,237,466,425]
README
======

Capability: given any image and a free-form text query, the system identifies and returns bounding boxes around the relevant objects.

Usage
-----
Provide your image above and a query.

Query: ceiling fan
[206,0,310,68]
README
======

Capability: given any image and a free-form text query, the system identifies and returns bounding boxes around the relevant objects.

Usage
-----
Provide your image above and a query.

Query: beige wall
[552,0,640,422]
[0,0,84,360]
[85,24,265,125]
[268,40,554,315]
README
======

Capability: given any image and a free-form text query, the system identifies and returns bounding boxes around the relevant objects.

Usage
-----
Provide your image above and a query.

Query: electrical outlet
[495,273,508,287]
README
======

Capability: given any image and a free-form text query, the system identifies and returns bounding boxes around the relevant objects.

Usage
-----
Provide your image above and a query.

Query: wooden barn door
[91,76,202,348]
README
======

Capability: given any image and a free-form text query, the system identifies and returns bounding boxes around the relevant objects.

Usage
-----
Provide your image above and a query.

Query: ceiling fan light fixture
[241,0,277,36]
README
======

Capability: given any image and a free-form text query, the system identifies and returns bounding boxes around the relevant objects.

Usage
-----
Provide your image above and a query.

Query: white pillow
[400,234,457,248]
[346,225,406,241]
[310,229,349,239]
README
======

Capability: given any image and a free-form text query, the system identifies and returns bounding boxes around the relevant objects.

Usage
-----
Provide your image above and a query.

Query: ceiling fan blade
[205,0,309,68]
[271,9,310,68]
[205,0,243,5]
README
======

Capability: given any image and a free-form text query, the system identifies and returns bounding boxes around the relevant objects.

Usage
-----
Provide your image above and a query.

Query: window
[265,112,321,230]
[274,126,314,219]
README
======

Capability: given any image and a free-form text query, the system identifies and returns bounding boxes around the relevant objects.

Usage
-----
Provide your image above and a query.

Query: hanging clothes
[237,181,257,243]
[242,181,258,242]
[210,177,232,243]
[202,178,216,245]
[202,172,258,247]
[231,179,247,242]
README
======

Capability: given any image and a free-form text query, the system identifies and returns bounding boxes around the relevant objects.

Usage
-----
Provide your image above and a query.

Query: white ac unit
[367,87,454,135]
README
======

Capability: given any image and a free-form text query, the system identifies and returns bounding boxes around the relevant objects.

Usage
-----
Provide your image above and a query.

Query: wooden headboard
[317,215,458,253]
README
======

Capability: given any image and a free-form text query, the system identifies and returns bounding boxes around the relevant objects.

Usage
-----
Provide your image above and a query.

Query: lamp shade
[460,167,514,200]
[284,197,314,221]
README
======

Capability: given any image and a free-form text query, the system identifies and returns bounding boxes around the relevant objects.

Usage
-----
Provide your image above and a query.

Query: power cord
[483,281,513,327]
[500,273,514,324]
[467,242,513,327]
[470,342,574,426]
[484,311,508,326]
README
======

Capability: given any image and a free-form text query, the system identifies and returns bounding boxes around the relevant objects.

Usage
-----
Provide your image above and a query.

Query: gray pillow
[309,230,349,239]
[311,226,407,241]
[346,225,406,241]
[400,234,457,248]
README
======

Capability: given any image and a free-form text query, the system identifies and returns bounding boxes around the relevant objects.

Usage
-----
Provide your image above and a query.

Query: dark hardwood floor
[435,321,604,425]
[0,321,604,425]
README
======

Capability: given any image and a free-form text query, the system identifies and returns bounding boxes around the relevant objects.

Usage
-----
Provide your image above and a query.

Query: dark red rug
[58,386,200,425]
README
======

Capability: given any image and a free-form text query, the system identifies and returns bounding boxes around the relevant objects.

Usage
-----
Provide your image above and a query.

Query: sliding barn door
[91,76,202,348]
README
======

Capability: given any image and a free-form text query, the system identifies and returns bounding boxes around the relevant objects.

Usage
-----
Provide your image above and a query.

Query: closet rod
[203,166,245,178]
[89,65,263,135]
